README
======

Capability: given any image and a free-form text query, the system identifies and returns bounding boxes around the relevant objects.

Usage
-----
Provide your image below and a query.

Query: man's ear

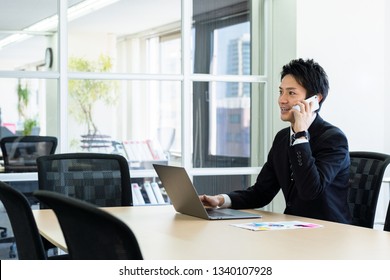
[316,93,323,103]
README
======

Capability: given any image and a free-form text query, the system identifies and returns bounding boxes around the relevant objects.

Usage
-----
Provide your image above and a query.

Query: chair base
[0,237,17,259]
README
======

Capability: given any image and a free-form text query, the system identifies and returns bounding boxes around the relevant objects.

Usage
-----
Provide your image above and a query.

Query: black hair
[281,58,329,104]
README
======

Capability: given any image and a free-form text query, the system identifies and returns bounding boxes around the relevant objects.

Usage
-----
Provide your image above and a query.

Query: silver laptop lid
[153,164,261,220]
[153,164,209,219]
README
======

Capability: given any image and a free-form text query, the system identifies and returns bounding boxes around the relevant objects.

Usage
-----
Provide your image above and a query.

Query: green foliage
[68,54,118,135]
[17,83,29,120]
[17,82,39,135]
[23,118,38,136]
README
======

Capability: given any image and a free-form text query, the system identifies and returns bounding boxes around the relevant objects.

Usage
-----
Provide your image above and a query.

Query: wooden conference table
[33,205,390,260]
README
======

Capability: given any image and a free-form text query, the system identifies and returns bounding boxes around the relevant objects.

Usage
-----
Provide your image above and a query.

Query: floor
[0,202,18,259]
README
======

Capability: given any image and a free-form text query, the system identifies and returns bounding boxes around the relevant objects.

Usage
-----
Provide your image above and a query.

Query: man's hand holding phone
[292,95,319,112]
[291,95,319,133]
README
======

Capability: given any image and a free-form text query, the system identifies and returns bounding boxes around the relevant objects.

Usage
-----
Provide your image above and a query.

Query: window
[0,0,269,194]
[192,0,264,164]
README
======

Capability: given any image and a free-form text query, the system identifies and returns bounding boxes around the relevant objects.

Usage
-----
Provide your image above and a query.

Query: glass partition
[0,0,267,181]
[0,0,58,71]
[67,79,181,169]
[68,0,181,74]
[0,77,58,138]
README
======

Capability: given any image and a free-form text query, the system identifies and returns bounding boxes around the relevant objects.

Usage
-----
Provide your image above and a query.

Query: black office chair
[36,153,132,207]
[34,190,143,260]
[348,151,390,228]
[0,136,57,173]
[0,135,57,257]
[384,200,390,232]
[0,181,67,259]
[36,152,132,255]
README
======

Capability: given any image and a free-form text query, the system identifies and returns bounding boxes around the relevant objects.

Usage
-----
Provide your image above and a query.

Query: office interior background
[0,0,389,220]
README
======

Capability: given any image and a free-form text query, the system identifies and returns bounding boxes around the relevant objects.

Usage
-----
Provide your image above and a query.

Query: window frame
[0,0,271,182]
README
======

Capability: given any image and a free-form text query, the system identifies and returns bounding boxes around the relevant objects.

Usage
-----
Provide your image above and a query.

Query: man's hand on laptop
[199,194,224,208]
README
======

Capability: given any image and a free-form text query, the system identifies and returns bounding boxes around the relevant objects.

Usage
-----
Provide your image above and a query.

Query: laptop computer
[153,164,261,220]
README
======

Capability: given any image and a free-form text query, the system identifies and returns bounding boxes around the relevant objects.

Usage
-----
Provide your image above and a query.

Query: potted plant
[68,54,118,149]
[17,82,39,135]
[17,82,29,120]
[23,118,38,135]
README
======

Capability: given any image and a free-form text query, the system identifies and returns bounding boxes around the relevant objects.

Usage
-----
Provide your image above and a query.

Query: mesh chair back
[0,136,57,172]
[34,190,143,260]
[384,200,390,232]
[37,153,132,207]
[348,151,390,228]
[0,181,47,259]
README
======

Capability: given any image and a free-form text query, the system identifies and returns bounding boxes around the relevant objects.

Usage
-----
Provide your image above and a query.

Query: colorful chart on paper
[231,221,323,231]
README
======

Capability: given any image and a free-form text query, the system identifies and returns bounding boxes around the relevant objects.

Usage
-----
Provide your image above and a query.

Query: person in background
[200,58,351,224]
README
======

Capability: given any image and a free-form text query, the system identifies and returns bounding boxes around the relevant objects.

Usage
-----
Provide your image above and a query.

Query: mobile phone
[292,95,319,112]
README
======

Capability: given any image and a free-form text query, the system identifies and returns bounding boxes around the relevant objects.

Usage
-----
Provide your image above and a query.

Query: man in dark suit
[200,58,351,224]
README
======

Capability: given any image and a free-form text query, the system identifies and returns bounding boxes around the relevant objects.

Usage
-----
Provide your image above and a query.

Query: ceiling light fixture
[0,0,119,50]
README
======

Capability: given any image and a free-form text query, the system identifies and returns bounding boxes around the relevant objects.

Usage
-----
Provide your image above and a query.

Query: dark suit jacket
[228,115,352,224]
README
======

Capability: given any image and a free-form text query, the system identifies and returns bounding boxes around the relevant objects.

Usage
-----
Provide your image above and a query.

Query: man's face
[278,74,307,123]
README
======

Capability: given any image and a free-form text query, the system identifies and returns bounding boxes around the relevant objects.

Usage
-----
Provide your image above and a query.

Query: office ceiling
[0,0,82,40]
[0,0,180,39]
[0,0,243,35]
[0,0,180,66]
[0,0,244,68]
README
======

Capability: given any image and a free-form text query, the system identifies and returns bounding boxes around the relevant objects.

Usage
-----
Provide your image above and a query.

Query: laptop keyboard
[206,208,234,217]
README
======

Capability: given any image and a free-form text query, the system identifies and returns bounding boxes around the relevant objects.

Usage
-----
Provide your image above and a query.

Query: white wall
[385,1,390,155]
[296,0,386,154]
